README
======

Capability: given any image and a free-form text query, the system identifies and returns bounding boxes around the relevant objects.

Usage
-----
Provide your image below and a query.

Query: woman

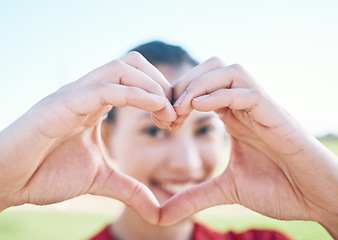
[90,41,292,239]
[0,41,337,239]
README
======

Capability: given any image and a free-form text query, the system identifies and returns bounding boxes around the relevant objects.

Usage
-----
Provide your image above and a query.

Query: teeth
[160,182,197,194]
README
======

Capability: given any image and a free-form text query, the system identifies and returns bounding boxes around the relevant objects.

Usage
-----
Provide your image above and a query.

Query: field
[0,137,337,240]
[0,209,334,240]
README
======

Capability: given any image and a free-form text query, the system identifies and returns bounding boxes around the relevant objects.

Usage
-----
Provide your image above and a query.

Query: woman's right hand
[0,51,176,225]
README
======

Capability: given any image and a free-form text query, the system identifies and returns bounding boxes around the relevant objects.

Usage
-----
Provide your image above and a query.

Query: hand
[0,52,176,225]
[160,58,338,234]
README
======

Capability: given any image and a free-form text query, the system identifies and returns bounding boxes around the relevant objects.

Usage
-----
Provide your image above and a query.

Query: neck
[111,207,194,240]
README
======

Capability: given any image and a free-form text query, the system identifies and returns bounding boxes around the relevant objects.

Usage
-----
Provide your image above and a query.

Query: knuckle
[249,88,264,103]
[230,63,245,73]
[245,88,261,111]
[57,82,73,92]
[127,181,144,206]
[90,81,108,91]
[109,59,125,69]
[127,51,145,62]
[208,56,226,68]
[126,86,139,96]
[153,83,165,96]
[249,88,260,96]
[186,189,198,212]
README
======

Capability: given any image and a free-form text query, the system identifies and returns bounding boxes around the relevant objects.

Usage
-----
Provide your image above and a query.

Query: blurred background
[0,0,337,239]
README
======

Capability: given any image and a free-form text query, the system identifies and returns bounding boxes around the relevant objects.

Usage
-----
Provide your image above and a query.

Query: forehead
[155,63,194,85]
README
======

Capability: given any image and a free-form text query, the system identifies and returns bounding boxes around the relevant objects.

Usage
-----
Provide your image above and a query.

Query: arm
[0,52,176,225]
[321,218,338,238]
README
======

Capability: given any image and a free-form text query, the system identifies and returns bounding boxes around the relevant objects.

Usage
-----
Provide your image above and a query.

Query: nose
[166,135,203,177]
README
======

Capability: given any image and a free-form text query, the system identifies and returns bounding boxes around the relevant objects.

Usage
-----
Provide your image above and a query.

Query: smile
[151,180,200,195]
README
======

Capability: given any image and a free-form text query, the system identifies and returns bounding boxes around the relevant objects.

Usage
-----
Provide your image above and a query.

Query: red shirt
[89,222,292,240]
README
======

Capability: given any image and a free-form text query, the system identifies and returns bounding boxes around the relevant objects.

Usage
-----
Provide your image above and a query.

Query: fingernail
[169,123,175,130]
[170,123,179,131]
[173,91,186,107]
[167,99,176,112]
[163,100,177,122]
[193,94,210,102]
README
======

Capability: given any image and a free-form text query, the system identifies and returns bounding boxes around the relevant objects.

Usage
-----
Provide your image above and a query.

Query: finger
[193,88,257,112]
[69,83,177,129]
[63,58,168,99]
[174,67,236,116]
[64,83,167,115]
[89,165,160,225]
[57,56,177,125]
[159,174,236,226]
[192,88,284,128]
[120,51,173,100]
[106,59,177,125]
[173,57,227,103]
[112,60,167,97]
[40,83,169,138]
[173,64,259,120]
[151,99,177,129]
[169,115,189,130]
[171,64,237,129]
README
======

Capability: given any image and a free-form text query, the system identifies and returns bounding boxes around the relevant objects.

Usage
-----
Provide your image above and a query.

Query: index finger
[170,57,227,129]
[59,51,172,100]
[121,52,177,127]
[121,51,173,100]
[173,57,227,103]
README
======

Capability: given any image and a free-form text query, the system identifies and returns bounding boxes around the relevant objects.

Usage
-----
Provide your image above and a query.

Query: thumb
[89,164,160,225]
[159,173,237,226]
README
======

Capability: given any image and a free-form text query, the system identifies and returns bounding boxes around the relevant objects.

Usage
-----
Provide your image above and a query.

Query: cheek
[199,140,224,178]
[116,142,168,182]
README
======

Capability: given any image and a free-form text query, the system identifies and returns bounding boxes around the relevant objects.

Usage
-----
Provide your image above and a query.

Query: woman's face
[103,63,225,204]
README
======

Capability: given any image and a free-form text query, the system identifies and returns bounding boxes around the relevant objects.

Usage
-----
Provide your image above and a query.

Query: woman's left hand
[159,57,338,237]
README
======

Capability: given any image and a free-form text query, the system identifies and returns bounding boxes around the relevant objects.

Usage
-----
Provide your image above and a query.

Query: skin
[0,53,337,238]
[0,52,176,224]
[102,63,225,240]
[161,57,338,237]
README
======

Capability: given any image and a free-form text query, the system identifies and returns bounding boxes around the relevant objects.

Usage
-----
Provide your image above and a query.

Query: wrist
[0,201,9,212]
[320,217,338,239]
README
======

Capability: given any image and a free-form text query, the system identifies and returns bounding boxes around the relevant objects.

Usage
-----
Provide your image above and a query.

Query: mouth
[150,179,200,196]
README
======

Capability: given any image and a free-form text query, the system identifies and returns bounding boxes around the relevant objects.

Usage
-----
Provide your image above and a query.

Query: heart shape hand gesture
[0,52,337,234]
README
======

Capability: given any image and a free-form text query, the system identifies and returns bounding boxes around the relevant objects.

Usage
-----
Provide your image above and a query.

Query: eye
[144,126,166,138]
[196,125,214,136]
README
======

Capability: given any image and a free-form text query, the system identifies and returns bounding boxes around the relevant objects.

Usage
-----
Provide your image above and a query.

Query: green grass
[0,210,115,240]
[318,137,338,155]
[0,209,333,240]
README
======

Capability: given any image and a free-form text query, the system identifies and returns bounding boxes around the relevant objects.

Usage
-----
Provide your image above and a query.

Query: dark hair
[106,41,199,123]
[130,41,199,67]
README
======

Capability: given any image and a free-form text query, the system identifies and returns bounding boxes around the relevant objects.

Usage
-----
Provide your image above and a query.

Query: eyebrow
[139,112,215,124]
[140,112,152,119]
[195,114,216,124]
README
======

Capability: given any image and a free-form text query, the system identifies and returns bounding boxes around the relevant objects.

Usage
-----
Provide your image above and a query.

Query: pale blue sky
[1,0,337,135]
